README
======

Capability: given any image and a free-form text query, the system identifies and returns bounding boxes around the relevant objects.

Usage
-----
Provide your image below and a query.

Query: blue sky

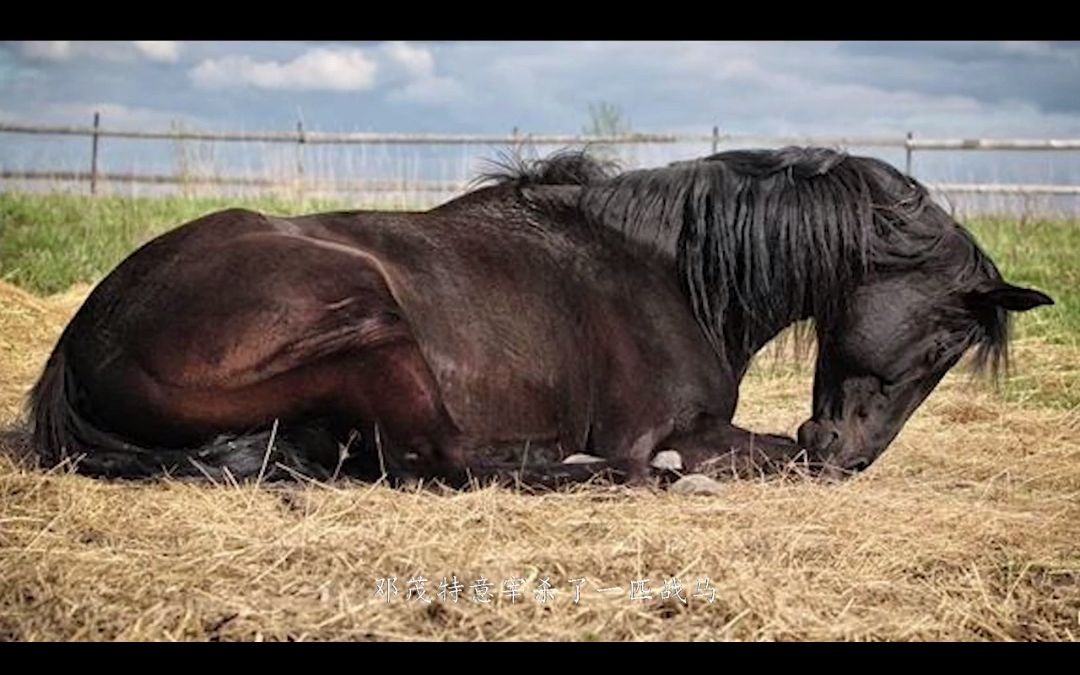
[2,40,1080,206]
[3,40,1080,136]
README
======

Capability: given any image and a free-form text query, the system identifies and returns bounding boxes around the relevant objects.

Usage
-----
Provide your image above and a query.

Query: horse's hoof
[670,473,724,495]
[562,453,605,465]
[650,450,683,472]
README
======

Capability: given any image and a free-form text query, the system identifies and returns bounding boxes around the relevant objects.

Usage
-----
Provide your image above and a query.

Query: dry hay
[0,280,1077,641]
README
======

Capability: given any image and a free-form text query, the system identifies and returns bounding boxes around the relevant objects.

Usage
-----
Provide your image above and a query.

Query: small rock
[670,473,724,495]
[650,450,683,472]
[562,453,606,465]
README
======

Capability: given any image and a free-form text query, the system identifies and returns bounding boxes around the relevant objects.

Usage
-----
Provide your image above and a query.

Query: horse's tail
[29,341,338,481]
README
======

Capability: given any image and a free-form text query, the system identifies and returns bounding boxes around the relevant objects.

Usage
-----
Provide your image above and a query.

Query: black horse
[29,147,1053,485]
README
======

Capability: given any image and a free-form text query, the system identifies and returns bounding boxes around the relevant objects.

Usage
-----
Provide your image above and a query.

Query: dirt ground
[1,280,1077,641]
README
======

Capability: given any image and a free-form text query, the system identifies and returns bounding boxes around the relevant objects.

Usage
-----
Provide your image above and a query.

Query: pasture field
[0,193,1077,641]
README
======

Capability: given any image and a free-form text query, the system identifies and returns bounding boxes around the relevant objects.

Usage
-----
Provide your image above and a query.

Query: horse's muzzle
[796,419,867,479]
[796,419,840,457]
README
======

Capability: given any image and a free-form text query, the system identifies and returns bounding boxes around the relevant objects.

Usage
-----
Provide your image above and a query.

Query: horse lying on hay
[28,147,1053,486]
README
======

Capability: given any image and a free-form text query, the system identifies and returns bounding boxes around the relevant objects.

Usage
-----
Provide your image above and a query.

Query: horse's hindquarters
[56,225,461,468]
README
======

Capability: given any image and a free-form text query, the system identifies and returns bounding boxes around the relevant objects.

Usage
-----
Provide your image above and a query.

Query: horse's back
[70,209,389,382]
[285,206,600,443]
[52,199,724,463]
[57,204,595,448]
[52,208,410,443]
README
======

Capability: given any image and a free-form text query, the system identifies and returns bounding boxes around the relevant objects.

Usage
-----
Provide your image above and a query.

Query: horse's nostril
[847,458,870,472]
[798,420,842,454]
[821,429,842,455]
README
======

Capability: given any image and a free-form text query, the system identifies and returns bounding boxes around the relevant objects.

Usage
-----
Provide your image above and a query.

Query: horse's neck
[718,296,816,384]
[723,320,789,382]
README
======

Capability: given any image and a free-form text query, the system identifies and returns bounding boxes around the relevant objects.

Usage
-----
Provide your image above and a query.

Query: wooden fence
[3,117,1080,198]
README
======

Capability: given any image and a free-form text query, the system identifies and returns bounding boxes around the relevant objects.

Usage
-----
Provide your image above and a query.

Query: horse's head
[559,145,1056,479]
[797,225,1053,477]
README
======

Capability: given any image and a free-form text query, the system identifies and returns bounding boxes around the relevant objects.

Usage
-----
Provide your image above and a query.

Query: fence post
[712,125,719,155]
[905,131,913,176]
[90,111,101,195]
[296,120,306,177]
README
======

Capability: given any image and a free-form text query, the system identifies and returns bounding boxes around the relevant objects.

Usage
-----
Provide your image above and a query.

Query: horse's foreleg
[453,422,671,489]
[656,418,815,480]
[434,456,626,490]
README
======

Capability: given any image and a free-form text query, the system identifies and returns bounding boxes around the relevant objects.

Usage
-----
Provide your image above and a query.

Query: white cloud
[380,41,434,79]
[189,47,378,91]
[0,101,203,130]
[18,41,71,61]
[378,41,464,106]
[388,75,467,105]
[14,41,180,63]
[133,41,180,63]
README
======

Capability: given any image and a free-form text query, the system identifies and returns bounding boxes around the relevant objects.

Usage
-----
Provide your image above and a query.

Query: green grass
[959,217,1080,409]
[0,193,355,295]
[962,216,1079,346]
[0,192,1076,346]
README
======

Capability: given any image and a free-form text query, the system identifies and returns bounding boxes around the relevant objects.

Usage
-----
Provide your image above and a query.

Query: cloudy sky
[3,40,1080,136]
[2,40,1080,202]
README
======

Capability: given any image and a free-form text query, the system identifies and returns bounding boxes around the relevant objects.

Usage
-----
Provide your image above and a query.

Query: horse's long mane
[478,147,1009,375]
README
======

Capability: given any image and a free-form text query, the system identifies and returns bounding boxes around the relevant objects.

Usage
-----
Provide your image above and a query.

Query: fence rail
[5,121,1080,152]
[6,170,1080,197]
[0,170,465,193]
[4,117,1080,198]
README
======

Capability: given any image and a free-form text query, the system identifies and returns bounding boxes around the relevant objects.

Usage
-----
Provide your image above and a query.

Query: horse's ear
[969,282,1054,312]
